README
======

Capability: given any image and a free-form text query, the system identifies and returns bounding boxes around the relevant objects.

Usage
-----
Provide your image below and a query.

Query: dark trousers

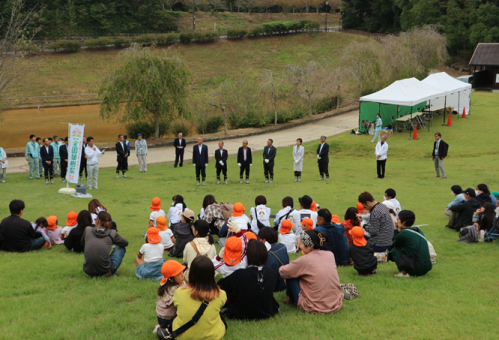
[377,159,386,178]
[318,162,329,178]
[196,165,206,181]
[240,163,250,179]
[264,163,274,179]
[216,166,227,180]
[294,171,302,177]
[61,161,68,179]
[43,162,53,179]
[116,157,127,173]
[79,158,87,177]
[175,149,184,167]
[285,278,301,305]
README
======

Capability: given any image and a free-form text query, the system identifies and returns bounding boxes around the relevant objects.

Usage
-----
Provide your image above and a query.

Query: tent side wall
[359,101,381,132]
[359,101,426,132]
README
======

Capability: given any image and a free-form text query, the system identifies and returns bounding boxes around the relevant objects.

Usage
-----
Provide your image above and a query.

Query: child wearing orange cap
[46,216,64,245]
[212,236,248,278]
[341,207,360,246]
[155,260,186,332]
[61,211,78,240]
[348,227,377,276]
[300,217,314,232]
[135,227,166,280]
[157,216,175,252]
[279,219,297,254]
[150,197,166,227]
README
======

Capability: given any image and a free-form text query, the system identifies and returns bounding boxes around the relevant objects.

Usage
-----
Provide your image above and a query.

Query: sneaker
[140,171,142,173]
[124,173,127,178]
[88,186,92,190]
[295,176,298,182]
[265,179,269,183]
[145,170,147,172]
[62,179,66,183]
[1,180,5,183]
[202,181,206,186]
[394,272,410,278]
[225,179,228,184]
[298,177,301,182]
[318,177,323,181]
[246,180,249,184]
[240,179,243,184]
[116,174,119,179]
[45,179,49,184]
[29,177,33,180]
[326,177,330,181]
[269,180,273,184]
[217,179,220,184]
[51,179,54,184]
[196,181,200,186]
[80,176,83,181]
[94,187,98,190]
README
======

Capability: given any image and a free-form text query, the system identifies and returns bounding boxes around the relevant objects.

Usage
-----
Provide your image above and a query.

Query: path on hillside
[7,110,359,174]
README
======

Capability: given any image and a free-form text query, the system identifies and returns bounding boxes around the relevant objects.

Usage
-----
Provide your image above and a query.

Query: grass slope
[0,92,498,339]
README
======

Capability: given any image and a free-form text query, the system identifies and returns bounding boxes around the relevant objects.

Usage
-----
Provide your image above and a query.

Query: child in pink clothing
[46,215,64,245]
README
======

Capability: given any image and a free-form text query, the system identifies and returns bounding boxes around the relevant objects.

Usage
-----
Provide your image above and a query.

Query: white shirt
[228,215,251,231]
[61,225,77,237]
[274,206,293,232]
[389,198,402,216]
[375,141,389,161]
[159,229,174,249]
[120,141,125,151]
[290,209,318,234]
[139,243,164,262]
[167,203,185,226]
[198,145,203,154]
[91,207,106,225]
[213,256,248,278]
[319,142,325,154]
[85,145,103,165]
[435,139,440,155]
[150,210,166,227]
[220,149,223,156]
[249,205,271,234]
[279,233,297,254]
[45,146,50,154]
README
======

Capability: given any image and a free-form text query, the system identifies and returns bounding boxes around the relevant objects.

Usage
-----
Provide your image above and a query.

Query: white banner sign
[67,124,85,184]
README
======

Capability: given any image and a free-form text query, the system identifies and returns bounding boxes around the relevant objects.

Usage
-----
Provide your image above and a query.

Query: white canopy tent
[421,72,472,115]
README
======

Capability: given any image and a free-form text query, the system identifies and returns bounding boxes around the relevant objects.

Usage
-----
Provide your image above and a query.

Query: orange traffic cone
[462,107,466,118]
[447,112,452,126]
[410,125,419,140]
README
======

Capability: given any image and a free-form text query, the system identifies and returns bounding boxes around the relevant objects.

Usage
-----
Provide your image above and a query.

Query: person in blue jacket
[314,208,351,266]
[371,113,382,143]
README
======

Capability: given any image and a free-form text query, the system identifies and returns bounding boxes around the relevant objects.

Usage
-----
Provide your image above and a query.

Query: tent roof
[360,78,446,106]
[469,43,499,66]
[421,72,471,94]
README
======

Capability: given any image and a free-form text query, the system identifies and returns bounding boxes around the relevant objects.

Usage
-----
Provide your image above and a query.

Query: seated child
[31,217,51,249]
[348,227,377,276]
[46,216,64,245]
[279,219,297,254]
[212,236,248,278]
[154,261,186,333]
[135,227,166,280]
[150,197,166,227]
[157,216,175,252]
[61,211,78,240]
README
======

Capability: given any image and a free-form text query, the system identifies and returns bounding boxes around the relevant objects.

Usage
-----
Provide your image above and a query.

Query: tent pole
[443,96,447,124]
[358,101,361,133]
[458,92,460,118]
[409,105,413,138]
[396,105,399,133]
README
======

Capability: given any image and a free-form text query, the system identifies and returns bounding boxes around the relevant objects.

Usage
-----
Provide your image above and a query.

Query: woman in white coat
[293,138,304,182]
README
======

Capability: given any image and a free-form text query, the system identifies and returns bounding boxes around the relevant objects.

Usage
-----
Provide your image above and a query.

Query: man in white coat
[85,136,105,190]
[293,138,304,182]
[375,134,388,179]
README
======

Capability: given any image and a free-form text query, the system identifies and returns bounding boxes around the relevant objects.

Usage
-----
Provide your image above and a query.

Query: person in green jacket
[388,210,432,278]
[25,134,41,179]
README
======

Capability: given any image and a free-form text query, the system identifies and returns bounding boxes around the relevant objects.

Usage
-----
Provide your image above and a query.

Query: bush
[204,116,224,133]
[227,29,247,39]
[113,37,131,48]
[157,33,179,45]
[21,43,41,54]
[193,31,218,43]
[304,21,320,31]
[126,120,169,139]
[248,26,264,38]
[167,33,180,44]
[179,33,193,44]
[171,121,189,137]
[313,96,342,114]
[47,40,81,53]
[135,35,154,45]
[85,37,113,48]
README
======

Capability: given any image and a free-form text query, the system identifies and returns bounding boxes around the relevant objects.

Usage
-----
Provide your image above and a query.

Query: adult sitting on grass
[64,210,93,253]
[172,256,227,340]
[0,200,45,252]
[475,184,492,205]
[444,185,465,229]
[448,188,481,232]
[88,199,108,226]
[314,208,350,266]
[358,191,393,252]
[218,239,280,320]
[279,230,343,314]
[258,227,289,291]
[388,210,432,278]
[82,211,128,277]
[473,202,496,232]
[183,220,216,282]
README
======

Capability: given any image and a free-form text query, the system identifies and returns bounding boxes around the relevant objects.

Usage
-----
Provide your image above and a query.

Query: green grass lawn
[0,92,498,339]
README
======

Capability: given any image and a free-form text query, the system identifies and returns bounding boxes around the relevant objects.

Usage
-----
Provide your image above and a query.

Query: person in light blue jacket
[0,146,7,183]
[25,134,40,179]
[371,113,382,143]
[445,185,465,228]
[51,136,63,177]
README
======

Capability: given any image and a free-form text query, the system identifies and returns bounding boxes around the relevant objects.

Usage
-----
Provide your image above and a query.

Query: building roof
[469,43,499,66]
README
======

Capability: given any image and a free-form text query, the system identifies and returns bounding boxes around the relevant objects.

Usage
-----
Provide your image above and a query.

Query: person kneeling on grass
[82,211,128,278]
[348,227,378,276]
[218,240,280,320]
[136,227,166,280]
[388,210,432,278]
[279,230,343,314]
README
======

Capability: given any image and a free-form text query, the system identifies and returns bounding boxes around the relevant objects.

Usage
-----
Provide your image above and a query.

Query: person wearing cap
[135,227,166,280]
[228,202,251,232]
[310,201,320,212]
[348,227,378,276]
[263,139,276,184]
[432,132,448,179]
[279,230,342,313]
[167,195,187,228]
[157,216,175,252]
[317,136,330,181]
[212,236,247,278]
[0,145,7,183]
[168,209,195,258]
[193,136,209,186]
[156,261,186,331]
[444,185,465,228]
[290,195,318,234]
[60,211,78,240]
[293,138,304,182]
[249,195,271,235]
[384,188,401,216]
[381,200,397,228]
[214,141,229,184]
[183,220,216,281]
[375,134,388,179]
[64,210,92,253]
[274,196,294,232]
[46,216,64,245]
[237,139,252,184]
[341,207,360,246]
[279,219,297,254]
[358,191,393,252]
[449,188,481,231]
[491,191,499,206]
[388,210,432,277]
[0,200,45,252]
[150,197,166,227]
[300,218,314,231]
[218,240,280,320]
[315,209,350,266]
[135,133,148,173]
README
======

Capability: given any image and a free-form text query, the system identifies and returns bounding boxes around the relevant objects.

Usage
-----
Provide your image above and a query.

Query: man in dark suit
[79,136,88,181]
[317,135,330,181]
[116,134,128,178]
[60,137,69,183]
[40,137,54,184]
[215,141,228,184]
[432,132,449,179]
[174,132,186,168]
[263,139,277,184]
[193,137,208,186]
[237,140,252,184]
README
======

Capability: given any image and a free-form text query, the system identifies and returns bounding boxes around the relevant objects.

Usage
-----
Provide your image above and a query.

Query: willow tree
[97,46,190,139]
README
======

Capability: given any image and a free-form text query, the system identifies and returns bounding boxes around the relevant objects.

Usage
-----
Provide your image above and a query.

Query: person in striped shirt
[358,191,394,252]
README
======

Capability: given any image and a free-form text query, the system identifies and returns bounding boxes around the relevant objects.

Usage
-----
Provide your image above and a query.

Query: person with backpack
[183,220,216,282]
[274,196,294,232]
[249,195,271,235]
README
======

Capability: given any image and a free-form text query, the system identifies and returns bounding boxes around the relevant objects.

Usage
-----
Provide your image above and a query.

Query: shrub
[193,31,218,43]
[304,21,320,31]
[47,40,81,53]
[179,33,193,44]
[248,26,264,38]
[113,37,131,48]
[313,96,342,114]
[135,35,154,45]
[85,37,113,48]
[227,29,247,39]
[166,33,180,44]
[125,120,169,139]
[21,43,41,54]
[171,121,189,136]
[204,116,224,133]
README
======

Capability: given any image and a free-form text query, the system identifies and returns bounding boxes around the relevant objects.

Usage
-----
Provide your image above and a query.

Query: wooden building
[469,43,499,89]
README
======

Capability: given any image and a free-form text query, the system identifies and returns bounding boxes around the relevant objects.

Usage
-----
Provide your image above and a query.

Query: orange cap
[331,215,340,224]
[223,237,242,266]
[245,231,257,241]
[232,202,245,217]
[160,260,186,286]
[356,202,364,214]
[47,216,58,230]
[280,219,294,235]
[301,218,314,230]
[147,227,162,244]
[310,201,317,212]
[150,197,161,211]
[66,211,78,227]
[156,216,168,231]
[349,227,367,247]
